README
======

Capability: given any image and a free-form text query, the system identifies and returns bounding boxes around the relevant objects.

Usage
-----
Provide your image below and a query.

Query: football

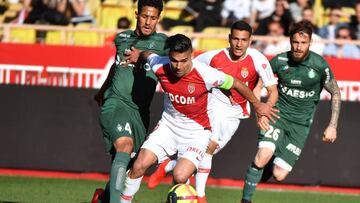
[166,183,198,203]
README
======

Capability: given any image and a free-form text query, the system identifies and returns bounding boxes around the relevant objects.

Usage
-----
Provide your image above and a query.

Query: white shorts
[141,121,211,168]
[211,111,241,154]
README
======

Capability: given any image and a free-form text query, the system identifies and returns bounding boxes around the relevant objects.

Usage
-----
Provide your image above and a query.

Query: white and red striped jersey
[195,47,277,119]
[148,54,232,131]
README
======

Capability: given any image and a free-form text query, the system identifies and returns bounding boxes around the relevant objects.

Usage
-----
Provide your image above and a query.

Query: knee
[273,173,287,182]
[173,169,189,184]
[254,155,271,168]
[173,173,188,184]
[130,155,152,178]
[113,137,133,153]
[253,148,274,168]
[131,159,147,176]
[273,166,288,182]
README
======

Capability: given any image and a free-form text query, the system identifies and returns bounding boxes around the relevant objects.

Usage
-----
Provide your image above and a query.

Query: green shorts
[258,118,310,171]
[99,99,147,154]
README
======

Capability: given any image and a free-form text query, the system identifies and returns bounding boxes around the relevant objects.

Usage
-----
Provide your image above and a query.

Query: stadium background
[0,43,359,188]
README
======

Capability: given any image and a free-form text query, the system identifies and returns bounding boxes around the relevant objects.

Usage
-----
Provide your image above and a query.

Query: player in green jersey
[241,20,341,203]
[91,1,167,203]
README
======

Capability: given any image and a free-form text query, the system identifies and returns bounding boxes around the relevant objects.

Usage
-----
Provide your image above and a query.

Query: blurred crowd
[0,0,95,25]
[1,0,360,59]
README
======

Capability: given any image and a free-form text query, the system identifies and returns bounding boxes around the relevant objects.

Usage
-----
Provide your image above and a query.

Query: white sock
[185,177,190,184]
[120,175,143,203]
[165,160,177,173]
[195,153,212,197]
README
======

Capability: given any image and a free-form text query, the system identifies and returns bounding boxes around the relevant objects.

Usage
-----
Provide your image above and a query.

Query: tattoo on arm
[324,79,341,128]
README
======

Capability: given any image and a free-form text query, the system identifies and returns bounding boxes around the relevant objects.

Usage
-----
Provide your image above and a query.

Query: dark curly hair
[289,20,313,40]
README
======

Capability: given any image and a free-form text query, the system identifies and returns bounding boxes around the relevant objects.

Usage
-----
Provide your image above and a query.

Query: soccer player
[241,20,341,203]
[91,1,167,203]
[147,20,279,203]
[119,34,278,203]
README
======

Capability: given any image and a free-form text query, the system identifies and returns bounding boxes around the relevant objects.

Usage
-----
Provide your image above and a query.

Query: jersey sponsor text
[280,84,315,99]
[286,143,301,156]
[186,146,205,158]
[168,92,196,105]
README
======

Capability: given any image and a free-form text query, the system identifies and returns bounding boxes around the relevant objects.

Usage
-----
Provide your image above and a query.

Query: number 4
[264,126,280,141]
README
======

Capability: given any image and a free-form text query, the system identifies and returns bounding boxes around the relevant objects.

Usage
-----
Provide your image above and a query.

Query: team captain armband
[219,74,234,90]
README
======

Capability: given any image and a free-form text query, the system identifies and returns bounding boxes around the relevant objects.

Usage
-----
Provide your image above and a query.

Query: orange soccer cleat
[148,158,171,189]
[90,188,104,203]
[197,196,208,203]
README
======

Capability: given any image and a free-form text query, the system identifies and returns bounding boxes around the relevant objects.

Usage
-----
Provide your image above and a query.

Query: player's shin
[260,156,275,182]
[195,153,212,197]
[110,152,131,203]
[120,175,143,203]
[242,162,264,201]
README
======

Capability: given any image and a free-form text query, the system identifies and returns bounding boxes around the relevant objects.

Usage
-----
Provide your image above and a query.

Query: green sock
[242,163,264,201]
[110,152,131,203]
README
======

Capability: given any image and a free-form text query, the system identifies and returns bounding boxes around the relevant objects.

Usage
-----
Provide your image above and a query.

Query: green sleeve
[219,74,234,90]
[269,57,278,75]
[320,58,334,85]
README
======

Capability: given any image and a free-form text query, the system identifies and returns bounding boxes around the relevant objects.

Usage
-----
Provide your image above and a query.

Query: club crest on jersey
[116,124,123,132]
[308,69,316,78]
[241,67,249,78]
[281,65,289,72]
[188,82,195,94]
[262,64,267,69]
[148,41,156,49]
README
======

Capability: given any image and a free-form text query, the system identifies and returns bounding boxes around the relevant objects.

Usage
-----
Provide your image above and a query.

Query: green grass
[0,175,359,203]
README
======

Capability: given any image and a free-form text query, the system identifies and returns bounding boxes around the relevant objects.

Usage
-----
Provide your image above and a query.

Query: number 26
[264,126,280,141]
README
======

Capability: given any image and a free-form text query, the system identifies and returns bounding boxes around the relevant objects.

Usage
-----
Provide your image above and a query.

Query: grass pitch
[0,175,359,203]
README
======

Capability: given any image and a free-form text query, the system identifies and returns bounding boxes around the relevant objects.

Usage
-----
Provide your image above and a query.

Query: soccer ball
[166,184,198,203]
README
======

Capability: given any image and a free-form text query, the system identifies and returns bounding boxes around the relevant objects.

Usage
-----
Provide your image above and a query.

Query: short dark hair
[231,20,253,36]
[289,20,313,39]
[117,17,131,29]
[336,25,354,39]
[165,34,192,53]
[138,0,163,15]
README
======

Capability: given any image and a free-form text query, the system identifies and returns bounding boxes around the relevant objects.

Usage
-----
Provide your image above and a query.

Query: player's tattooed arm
[324,78,341,128]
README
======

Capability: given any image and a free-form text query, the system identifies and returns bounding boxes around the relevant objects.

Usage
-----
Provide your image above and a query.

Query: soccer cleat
[90,188,104,203]
[197,196,208,203]
[240,199,252,203]
[148,158,171,189]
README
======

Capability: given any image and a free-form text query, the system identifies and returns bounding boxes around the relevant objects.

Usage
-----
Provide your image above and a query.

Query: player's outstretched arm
[264,84,278,108]
[252,79,263,101]
[252,79,278,108]
[231,77,279,121]
[323,78,341,143]
[122,47,154,66]
[252,79,279,131]
[94,63,116,106]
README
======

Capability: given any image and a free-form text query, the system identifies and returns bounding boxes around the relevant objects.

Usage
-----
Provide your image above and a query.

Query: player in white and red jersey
[147,21,279,203]
[118,34,278,203]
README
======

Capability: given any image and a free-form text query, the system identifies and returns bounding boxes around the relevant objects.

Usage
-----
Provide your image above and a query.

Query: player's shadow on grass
[0,201,24,203]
